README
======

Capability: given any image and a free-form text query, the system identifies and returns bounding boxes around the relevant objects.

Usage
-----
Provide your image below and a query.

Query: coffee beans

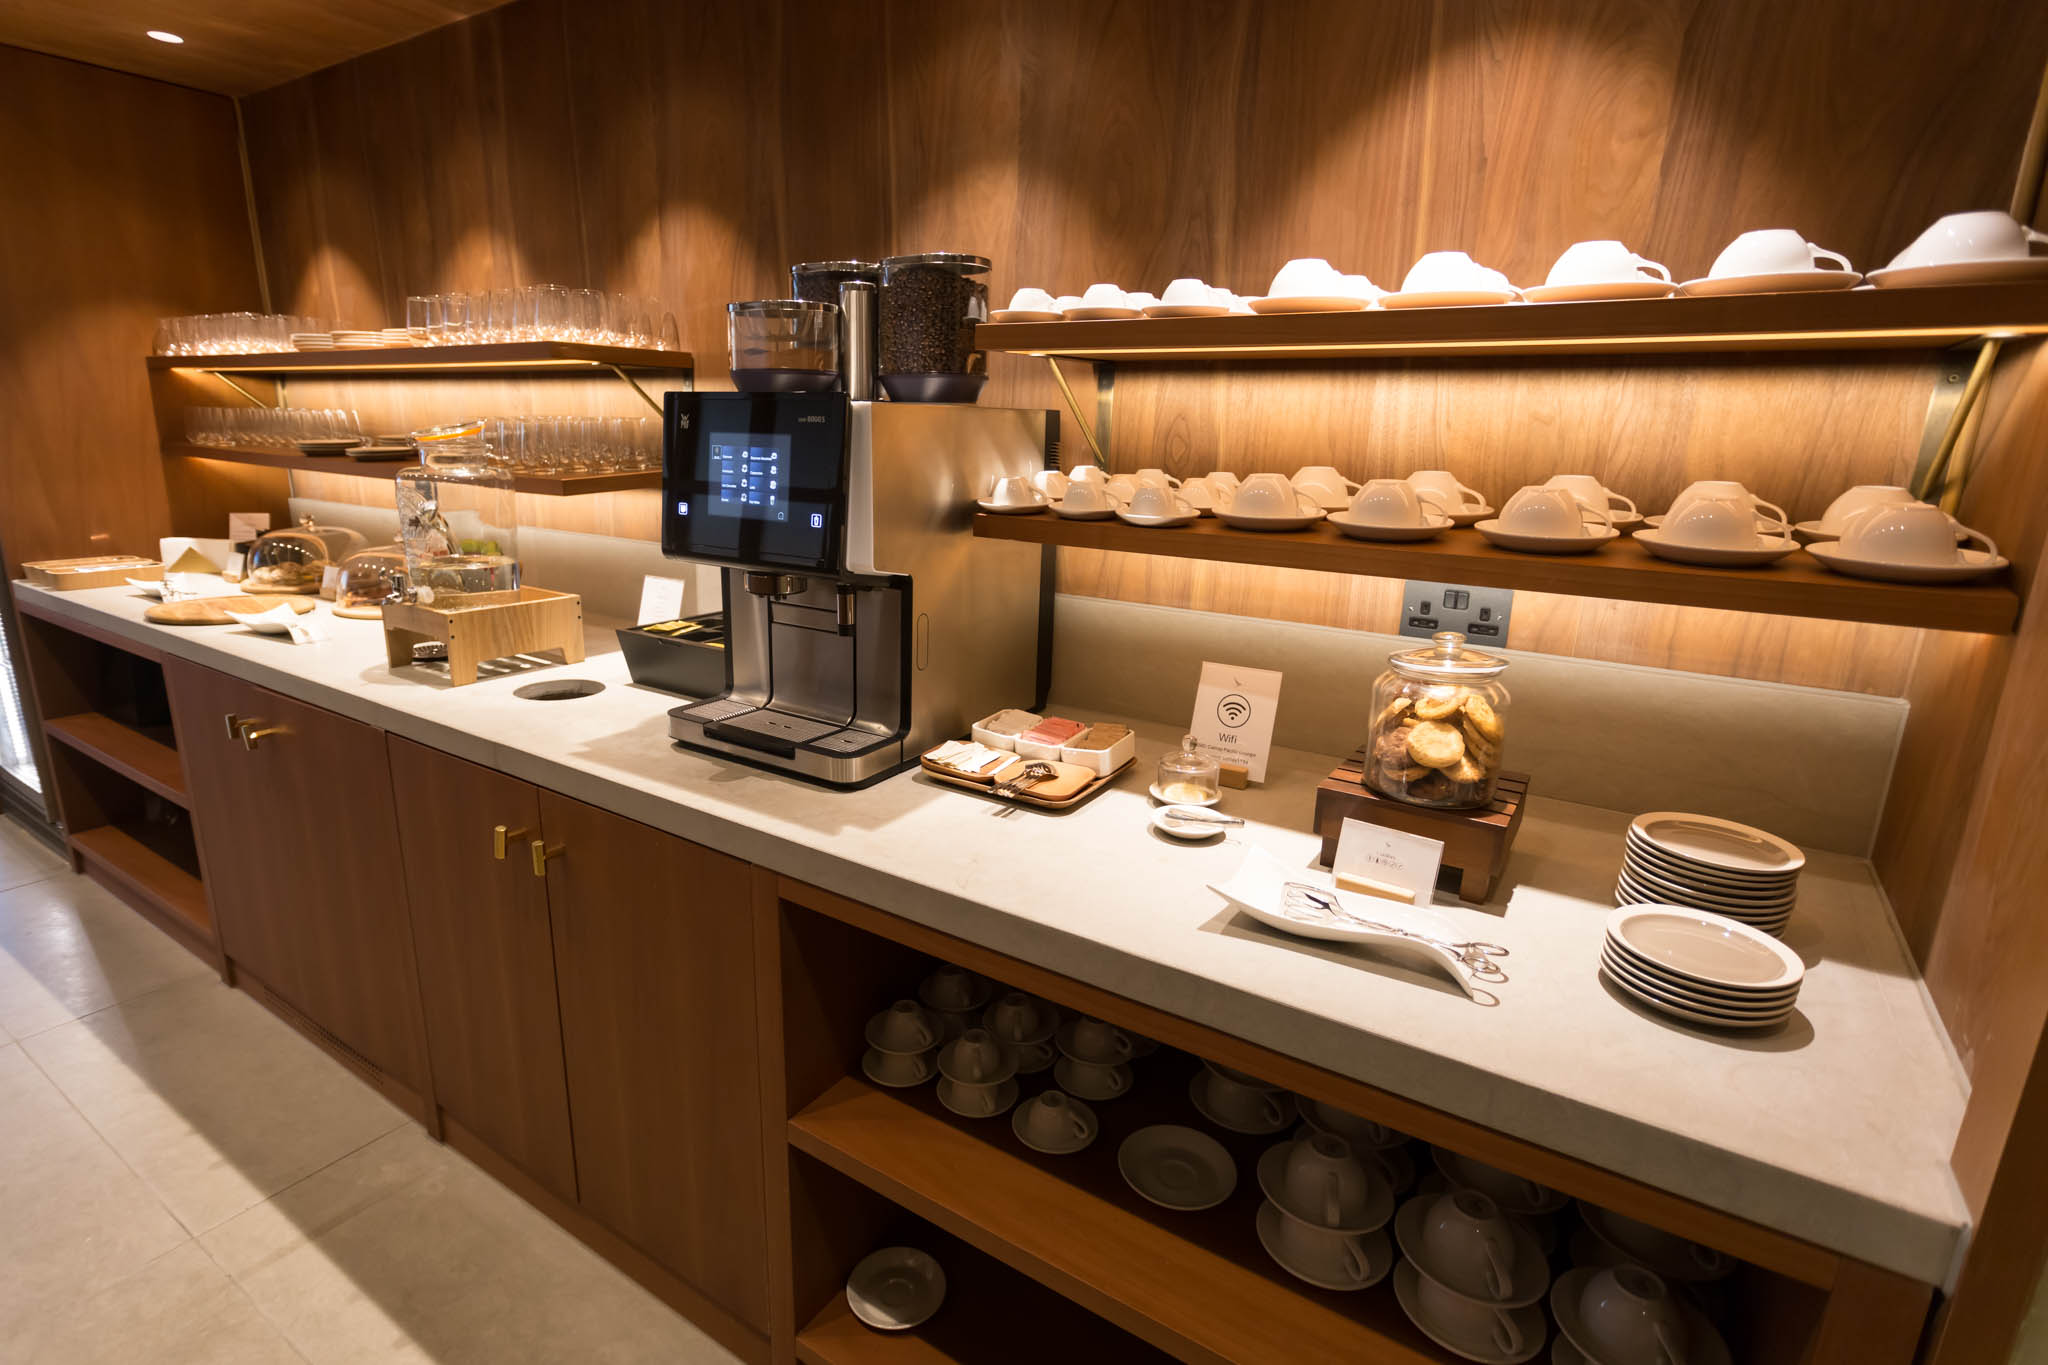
[880,254,990,376]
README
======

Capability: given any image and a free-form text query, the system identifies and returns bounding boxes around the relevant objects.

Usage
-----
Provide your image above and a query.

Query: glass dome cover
[333,544,407,618]
[242,518,365,595]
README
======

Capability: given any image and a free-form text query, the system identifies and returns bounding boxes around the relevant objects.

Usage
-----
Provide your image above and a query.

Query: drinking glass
[536,285,571,340]
[568,289,602,341]
[440,292,472,345]
[488,287,517,343]
[407,296,437,345]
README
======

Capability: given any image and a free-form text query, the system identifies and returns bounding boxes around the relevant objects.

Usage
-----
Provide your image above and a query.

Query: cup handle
[1106,1066,1130,1095]
[1415,488,1454,518]
[1753,497,1790,529]
[1690,1242,1730,1275]
[1110,1032,1134,1057]
[1633,256,1672,282]
[1578,504,1614,529]
[1163,474,1182,487]
[1960,526,2000,560]
[1343,477,1363,493]
[1457,481,1487,507]
[1606,492,1640,518]
[1259,1092,1289,1128]
[1172,495,1195,516]
[1491,1308,1525,1356]
[1810,245,1853,273]
[1654,1320,1690,1365]
[1294,488,1323,514]
[1339,1238,1371,1285]
[1320,1171,1343,1228]
[911,1020,935,1048]
[2026,227,2048,253]
[1069,1112,1091,1140]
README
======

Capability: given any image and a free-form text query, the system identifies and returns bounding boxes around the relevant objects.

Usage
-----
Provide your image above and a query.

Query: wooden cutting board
[144,594,319,625]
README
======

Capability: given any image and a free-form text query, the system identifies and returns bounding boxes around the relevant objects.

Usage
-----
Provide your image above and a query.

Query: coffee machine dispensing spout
[835,584,857,635]
[743,572,807,599]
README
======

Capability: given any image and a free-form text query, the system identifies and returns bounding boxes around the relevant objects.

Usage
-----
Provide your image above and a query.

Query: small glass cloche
[332,544,408,619]
[1155,733,1221,806]
[241,518,363,595]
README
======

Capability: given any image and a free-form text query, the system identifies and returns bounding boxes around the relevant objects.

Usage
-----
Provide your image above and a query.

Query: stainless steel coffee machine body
[660,393,1051,786]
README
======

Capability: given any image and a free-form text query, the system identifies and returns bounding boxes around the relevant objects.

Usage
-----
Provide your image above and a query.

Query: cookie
[1406,720,1466,770]
[1448,755,1488,785]
[1408,771,1455,801]
[1413,691,1464,721]
[1373,728,1414,767]
[1462,725,1500,768]
[1462,694,1504,743]
[1375,696,1414,728]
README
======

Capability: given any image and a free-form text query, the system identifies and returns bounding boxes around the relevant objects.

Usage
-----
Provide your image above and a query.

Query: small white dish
[1394,1260,1546,1364]
[860,1047,937,1089]
[1630,528,1799,567]
[1216,509,1326,532]
[1148,782,1219,807]
[1061,305,1142,320]
[977,495,1047,515]
[1050,499,1120,521]
[1379,289,1519,309]
[1142,303,1231,318]
[1247,296,1369,314]
[1473,521,1619,554]
[126,577,166,597]
[1805,541,2008,582]
[1866,257,2048,289]
[1053,1056,1132,1101]
[936,1075,1018,1118]
[1550,1268,1731,1365]
[988,309,1062,323]
[1446,505,1494,527]
[1256,1202,1392,1291]
[1258,1140,1394,1233]
[1117,1125,1238,1211]
[1327,509,1453,542]
[1190,1073,1296,1136]
[845,1246,947,1332]
[1115,507,1199,529]
[1152,805,1227,840]
[1676,271,1861,296]
[1519,280,1675,303]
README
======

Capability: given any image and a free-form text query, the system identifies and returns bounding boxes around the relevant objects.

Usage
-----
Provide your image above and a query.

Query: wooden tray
[919,752,1136,810]
[381,586,584,686]
[24,556,162,589]
[1314,746,1529,902]
[144,594,318,625]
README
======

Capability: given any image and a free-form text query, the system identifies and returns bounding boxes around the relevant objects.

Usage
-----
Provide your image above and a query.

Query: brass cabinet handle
[223,713,252,741]
[240,724,286,751]
[492,824,532,860]
[530,839,565,878]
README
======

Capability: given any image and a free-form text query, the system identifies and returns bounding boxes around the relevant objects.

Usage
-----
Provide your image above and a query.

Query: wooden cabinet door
[165,660,427,1094]
[387,737,575,1202]
[538,791,767,1332]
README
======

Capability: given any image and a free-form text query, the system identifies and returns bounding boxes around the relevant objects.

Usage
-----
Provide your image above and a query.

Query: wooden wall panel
[0,45,261,577]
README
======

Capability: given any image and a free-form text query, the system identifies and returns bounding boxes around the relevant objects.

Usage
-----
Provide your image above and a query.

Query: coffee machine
[660,393,1054,787]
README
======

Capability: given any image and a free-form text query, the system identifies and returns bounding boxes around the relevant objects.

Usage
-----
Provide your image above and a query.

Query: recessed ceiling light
[146,30,184,44]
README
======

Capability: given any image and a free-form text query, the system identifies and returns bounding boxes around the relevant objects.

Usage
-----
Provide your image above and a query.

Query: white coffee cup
[1338,272,1384,301]
[1280,1133,1378,1229]
[866,1049,933,1086]
[1132,467,1180,488]
[1270,1208,1375,1286]
[1206,470,1241,492]
[984,991,1053,1043]
[1058,482,1119,515]
[1586,1207,1732,1279]
[1060,1057,1130,1096]
[1196,1064,1290,1130]
[1079,282,1130,309]
[1709,229,1852,279]
[986,475,1039,508]
[869,999,939,1054]
[1125,484,1194,519]
[1838,503,1998,566]
[1544,474,1638,521]
[1576,1265,1689,1365]
[1292,465,1361,506]
[1407,470,1487,511]
[1267,257,1346,298]
[922,965,983,1011]
[1349,478,1449,527]
[1666,480,1788,530]
[1016,1090,1091,1148]
[1412,1270,1527,1357]
[1416,1189,1520,1299]
[1812,484,1933,536]
[1105,474,1139,501]
[1401,250,1516,295]
[1227,472,1322,518]
[1887,210,2048,270]
[936,1076,1007,1117]
[1029,468,1069,499]
[1126,292,1159,309]
[1545,240,1671,287]
[1004,287,1058,313]
[1498,486,1612,538]
[1438,1152,1558,1213]
[1661,496,1769,550]
[1302,1099,1405,1148]
[1179,477,1220,510]
[1161,278,1214,306]
[1066,464,1108,486]
[1053,295,1082,313]
[1063,1016,1133,1063]
[938,1027,1010,1084]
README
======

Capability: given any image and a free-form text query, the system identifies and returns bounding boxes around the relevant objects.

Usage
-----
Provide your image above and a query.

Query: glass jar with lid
[790,260,880,304]
[397,419,519,606]
[1156,733,1222,806]
[728,300,841,392]
[242,518,365,595]
[1367,631,1511,810]
[332,544,408,618]
[877,252,990,402]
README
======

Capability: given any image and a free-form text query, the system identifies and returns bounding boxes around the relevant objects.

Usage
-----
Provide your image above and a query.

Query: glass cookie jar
[1367,631,1510,810]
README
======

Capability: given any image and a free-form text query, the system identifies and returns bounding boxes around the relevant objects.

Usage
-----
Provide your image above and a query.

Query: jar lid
[792,260,880,274]
[1161,733,1220,771]
[881,252,992,271]
[1387,631,1508,680]
[412,419,484,445]
[729,299,840,317]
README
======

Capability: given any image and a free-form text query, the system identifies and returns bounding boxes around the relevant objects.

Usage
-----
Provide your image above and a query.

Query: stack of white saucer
[289,331,335,351]
[332,329,386,349]
[1615,811,1802,936]
[1601,905,1805,1032]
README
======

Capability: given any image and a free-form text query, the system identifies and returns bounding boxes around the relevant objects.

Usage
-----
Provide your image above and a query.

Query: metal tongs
[993,761,1057,799]
[1281,882,1510,983]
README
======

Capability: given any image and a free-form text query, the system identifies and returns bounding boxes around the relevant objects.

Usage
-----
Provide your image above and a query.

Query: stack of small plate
[1601,905,1804,1031]
[289,332,335,351]
[1615,811,1802,937]
[379,327,412,347]
[332,329,385,349]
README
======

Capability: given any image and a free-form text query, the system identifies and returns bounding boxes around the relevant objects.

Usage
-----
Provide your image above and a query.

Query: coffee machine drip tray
[669,697,904,784]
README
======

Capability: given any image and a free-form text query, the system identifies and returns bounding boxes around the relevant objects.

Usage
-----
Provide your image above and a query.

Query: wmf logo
[1216,693,1253,729]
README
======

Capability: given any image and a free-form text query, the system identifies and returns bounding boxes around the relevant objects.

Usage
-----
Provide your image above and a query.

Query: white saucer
[1394,1260,1546,1364]
[1603,941,1801,1006]
[1446,505,1495,527]
[1149,782,1219,807]
[1011,1096,1099,1155]
[1625,830,1801,889]
[1380,289,1520,308]
[1520,280,1675,303]
[1391,1194,1549,1304]
[860,1048,937,1089]
[1630,812,1803,875]
[936,1075,1018,1119]
[1606,906,1803,991]
[1257,1140,1395,1233]
[1473,521,1619,554]
[1152,805,1227,840]
[988,309,1061,323]
[1117,1125,1238,1210]
[1217,509,1326,531]
[977,497,1046,515]
[1630,528,1800,567]
[1115,508,1199,528]
[1189,1073,1295,1136]
[1677,270,1861,296]
[1061,306,1142,320]
[1049,500,1120,520]
[1602,963,1794,1030]
[1618,862,1794,911]
[1867,257,2048,289]
[1248,296,1370,314]
[1805,541,2008,582]
[1550,1268,1730,1365]
[1053,1056,1131,1101]
[1328,510,1452,541]
[1142,303,1231,318]
[1255,1202,1393,1291]
[1602,948,1795,1019]
[846,1246,947,1332]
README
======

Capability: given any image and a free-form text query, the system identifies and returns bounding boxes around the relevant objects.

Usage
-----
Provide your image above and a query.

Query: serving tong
[993,761,1057,799]
[1281,882,1510,982]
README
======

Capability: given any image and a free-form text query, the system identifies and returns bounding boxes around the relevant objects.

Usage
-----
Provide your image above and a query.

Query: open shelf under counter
[976,281,2048,361]
[973,513,2020,634]
[43,712,186,805]
[68,823,210,939]
[146,339,694,375]
[165,443,661,495]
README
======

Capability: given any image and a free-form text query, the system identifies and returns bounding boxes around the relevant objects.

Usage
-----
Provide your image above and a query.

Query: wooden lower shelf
[44,712,187,805]
[68,824,210,938]
[788,1064,1455,1365]
[165,442,661,495]
[973,513,2020,634]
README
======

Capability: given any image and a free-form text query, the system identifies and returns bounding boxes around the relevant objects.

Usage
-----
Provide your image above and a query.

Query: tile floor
[0,814,746,1364]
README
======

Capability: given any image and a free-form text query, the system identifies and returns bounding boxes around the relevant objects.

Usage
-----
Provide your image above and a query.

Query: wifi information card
[1190,662,1284,783]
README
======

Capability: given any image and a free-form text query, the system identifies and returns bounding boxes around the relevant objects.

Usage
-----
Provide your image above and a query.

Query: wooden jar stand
[1313,745,1528,902]
[381,586,584,686]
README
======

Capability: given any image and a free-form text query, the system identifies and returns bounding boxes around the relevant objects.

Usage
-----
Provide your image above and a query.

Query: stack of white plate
[289,332,334,351]
[1615,811,1802,936]
[379,327,412,347]
[332,329,385,349]
[1601,905,1804,1031]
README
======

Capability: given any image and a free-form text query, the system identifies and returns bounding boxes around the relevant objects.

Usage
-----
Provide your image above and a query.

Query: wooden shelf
[976,282,2048,361]
[974,514,2020,634]
[43,712,186,806]
[68,824,210,937]
[146,340,694,375]
[789,1067,1455,1365]
[164,443,660,495]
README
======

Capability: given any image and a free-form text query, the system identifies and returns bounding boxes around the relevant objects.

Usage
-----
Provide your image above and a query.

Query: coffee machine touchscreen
[664,394,847,572]
[706,434,792,521]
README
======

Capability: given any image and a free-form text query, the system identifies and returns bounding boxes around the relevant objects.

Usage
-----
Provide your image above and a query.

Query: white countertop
[15,583,1970,1284]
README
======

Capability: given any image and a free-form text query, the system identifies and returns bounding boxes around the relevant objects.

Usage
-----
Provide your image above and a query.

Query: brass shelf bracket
[204,370,277,408]
[1044,355,1110,469]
